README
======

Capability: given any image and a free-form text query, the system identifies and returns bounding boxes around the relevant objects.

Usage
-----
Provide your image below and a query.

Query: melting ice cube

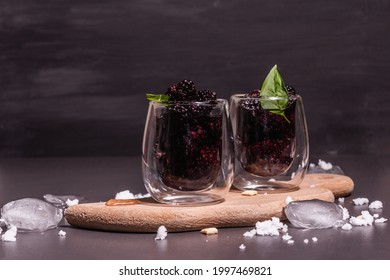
[284,199,343,229]
[1,198,63,232]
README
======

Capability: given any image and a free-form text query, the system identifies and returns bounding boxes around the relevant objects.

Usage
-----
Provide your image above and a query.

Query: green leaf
[270,109,290,123]
[146,93,170,102]
[259,65,290,122]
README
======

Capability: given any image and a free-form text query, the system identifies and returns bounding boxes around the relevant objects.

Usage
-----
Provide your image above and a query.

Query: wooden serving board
[65,174,354,233]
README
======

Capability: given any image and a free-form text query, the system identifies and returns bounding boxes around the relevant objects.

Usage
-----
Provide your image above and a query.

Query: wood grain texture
[65,174,354,232]
[1,0,389,157]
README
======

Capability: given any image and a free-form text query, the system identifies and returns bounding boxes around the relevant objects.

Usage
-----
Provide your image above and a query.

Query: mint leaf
[259,65,290,122]
[146,94,170,102]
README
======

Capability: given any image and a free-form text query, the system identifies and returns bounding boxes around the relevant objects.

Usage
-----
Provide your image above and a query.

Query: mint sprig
[146,93,170,102]
[259,65,290,122]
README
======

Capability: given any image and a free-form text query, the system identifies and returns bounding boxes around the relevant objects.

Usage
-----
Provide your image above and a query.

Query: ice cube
[284,199,343,229]
[1,198,63,232]
[43,194,85,207]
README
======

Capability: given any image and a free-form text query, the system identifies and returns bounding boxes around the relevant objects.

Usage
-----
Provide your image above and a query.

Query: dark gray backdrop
[1,0,389,157]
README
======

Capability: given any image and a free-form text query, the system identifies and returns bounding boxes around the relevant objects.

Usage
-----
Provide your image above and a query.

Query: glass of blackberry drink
[230,66,309,192]
[142,80,234,205]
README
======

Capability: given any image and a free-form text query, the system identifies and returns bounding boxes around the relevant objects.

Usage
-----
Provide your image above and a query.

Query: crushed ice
[350,211,374,226]
[65,199,79,207]
[43,194,85,208]
[341,223,352,231]
[155,225,168,240]
[255,217,284,236]
[284,197,386,231]
[282,233,292,240]
[375,218,387,223]
[115,190,151,200]
[340,206,350,220]
[241,193,387,246]
[1,225,17,242]
[285,196,293,205]
[243,217,287,238]
[318,160,333,170]
[307,160,344,175]
[369,200,383,209]
[352,198,369,206]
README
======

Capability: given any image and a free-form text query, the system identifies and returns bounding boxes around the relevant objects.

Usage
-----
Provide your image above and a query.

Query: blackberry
[165,83,187,101]
[247,89,261,98]
[166,84,178,97]
[194,90,217,101]
[241,98,259,112]
[170,103,205,118]
[241,89,261,111]
[170,104,190,118]
[177,79,196,99]
[285,85,297,105]
[165,80,196,101]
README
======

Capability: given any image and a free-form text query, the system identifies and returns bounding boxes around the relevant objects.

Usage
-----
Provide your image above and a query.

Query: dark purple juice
[236,96,296,176]
[155,104,222,191]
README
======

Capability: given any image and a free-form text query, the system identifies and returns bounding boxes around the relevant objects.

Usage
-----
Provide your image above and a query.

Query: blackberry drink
[230,66,309,192]
[236,88,297,176]
[155,102,222,190]
[143,80,234,205]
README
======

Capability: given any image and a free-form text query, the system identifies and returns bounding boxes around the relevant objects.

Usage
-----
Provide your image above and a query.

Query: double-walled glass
[230,94,309,192]
[142,99,234,205]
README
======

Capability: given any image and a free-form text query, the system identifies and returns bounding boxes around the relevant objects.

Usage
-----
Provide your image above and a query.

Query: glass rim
[230,93,301,100]
[150,98,227,106]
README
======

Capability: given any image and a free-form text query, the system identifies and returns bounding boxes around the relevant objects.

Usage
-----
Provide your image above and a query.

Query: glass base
[154,194,225,206]
[233,175,300,194]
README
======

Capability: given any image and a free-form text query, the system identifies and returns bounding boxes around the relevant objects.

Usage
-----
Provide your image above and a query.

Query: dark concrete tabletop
[0,155,389,260]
